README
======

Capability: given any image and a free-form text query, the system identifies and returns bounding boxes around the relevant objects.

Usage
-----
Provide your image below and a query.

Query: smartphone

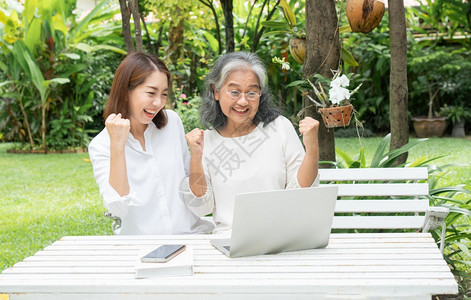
[140,244,186,263]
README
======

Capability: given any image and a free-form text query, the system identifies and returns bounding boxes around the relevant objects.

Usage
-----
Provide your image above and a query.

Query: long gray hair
[200,51,280,129]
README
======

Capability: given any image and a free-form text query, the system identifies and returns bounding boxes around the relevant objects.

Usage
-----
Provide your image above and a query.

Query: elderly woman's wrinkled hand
[106,113,130,149]
[186,128,205,158]
[299,117,319,150]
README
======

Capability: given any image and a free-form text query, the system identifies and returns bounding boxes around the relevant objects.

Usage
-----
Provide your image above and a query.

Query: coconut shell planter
[346,0,385,34]
[289,38,306,64]
[318,104,354,128]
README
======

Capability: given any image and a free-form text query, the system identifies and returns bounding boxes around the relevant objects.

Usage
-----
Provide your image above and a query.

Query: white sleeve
[179,125,215,217]
[175,112,191,177]
[287,172,320,189]
[88,137,141,218]
[280,117,320,189]
[180,176,215,217]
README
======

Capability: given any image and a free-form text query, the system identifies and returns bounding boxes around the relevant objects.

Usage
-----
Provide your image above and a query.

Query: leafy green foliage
[341,12,391,132]
[0,0,124,150]
[144,0,216,94]
[326,133,434,168]
[440,104,471,125]
[261,0,305,39]
[408,47,471,119]
[2,0,471,147]
[427,165,471,280]
[408,0,471,45]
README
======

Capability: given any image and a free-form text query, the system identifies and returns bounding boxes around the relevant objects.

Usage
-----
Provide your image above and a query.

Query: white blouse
[181,115,319,233]
[88,110,214,235]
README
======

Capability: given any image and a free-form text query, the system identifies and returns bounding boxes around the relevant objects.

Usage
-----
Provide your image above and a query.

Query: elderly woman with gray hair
[181,51,320,233]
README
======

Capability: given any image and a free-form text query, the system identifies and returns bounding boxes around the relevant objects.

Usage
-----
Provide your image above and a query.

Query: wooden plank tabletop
[0,233,458,300]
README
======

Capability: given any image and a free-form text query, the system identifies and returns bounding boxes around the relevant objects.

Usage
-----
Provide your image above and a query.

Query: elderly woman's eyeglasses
[224,89,261,101]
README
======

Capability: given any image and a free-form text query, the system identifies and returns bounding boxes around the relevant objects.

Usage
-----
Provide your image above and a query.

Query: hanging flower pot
[346,0,385,33]
[318,104,353,128]
[289,38,306,63]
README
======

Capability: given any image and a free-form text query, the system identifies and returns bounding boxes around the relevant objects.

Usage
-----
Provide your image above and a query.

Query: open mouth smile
[232,107,248,113]
[144,108,157,118]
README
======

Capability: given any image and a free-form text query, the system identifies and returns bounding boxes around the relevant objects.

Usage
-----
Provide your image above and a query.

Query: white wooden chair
[319,167,449,253]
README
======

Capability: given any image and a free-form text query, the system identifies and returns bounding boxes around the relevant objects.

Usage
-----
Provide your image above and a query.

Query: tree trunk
[199,0,222,54]
[167,11,185,109]
[118,0,134,52]
[388,0,409,165]
[168,12,185,63]
[189,52,198,92]
[221,0,235,52]
[155,25,164,52]
[129,0,143,52]
[303,0,339,165]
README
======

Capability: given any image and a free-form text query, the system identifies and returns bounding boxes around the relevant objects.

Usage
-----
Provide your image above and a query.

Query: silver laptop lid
[228,186,338,258]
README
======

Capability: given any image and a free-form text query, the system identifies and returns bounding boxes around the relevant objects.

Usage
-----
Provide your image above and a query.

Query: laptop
[210,186,338,258]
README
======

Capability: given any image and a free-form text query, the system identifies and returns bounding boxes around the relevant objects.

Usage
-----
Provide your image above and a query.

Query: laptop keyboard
[223,245,231,251]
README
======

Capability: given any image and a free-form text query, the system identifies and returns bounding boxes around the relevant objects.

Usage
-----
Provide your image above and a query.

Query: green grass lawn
[1,137,470,273]
[0,143,111,271]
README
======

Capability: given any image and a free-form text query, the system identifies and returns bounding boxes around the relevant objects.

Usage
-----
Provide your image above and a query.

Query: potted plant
[409,50,449,138]
[409,49,471,138]
[306,71,362,128]
[274,57,362,128]
[440,104,471,138]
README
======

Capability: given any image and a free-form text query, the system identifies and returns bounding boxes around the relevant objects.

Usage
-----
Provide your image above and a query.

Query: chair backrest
[318,167,429,231]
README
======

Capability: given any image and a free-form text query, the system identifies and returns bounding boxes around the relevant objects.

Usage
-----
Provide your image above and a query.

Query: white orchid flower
[330,74,350,88]
[281,61,291,70]
[272,56,291,70]
[329,85,351,105]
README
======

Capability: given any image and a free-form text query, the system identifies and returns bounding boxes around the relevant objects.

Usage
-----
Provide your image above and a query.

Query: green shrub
[173,89,204,132]
[408,48,471,119]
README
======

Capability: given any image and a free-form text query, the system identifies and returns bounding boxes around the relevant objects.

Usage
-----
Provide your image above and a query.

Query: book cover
[135,246,194,279]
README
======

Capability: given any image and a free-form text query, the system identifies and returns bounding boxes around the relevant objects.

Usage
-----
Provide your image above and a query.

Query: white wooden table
[0,233,458,299]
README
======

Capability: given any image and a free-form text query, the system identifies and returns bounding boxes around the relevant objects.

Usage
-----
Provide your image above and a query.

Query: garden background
[1,0,470,297]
